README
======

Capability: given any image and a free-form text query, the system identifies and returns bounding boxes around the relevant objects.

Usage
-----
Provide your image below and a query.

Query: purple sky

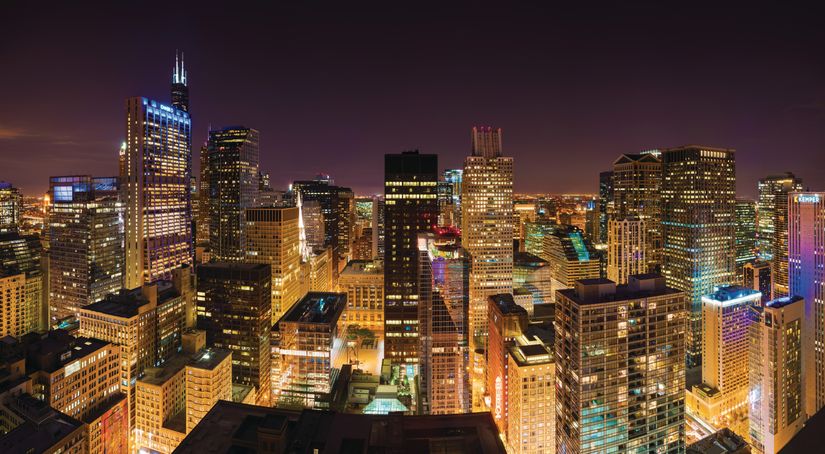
[2,2,824,198]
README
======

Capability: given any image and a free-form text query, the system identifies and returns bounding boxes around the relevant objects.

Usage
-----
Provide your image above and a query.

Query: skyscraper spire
[171,50,189,112]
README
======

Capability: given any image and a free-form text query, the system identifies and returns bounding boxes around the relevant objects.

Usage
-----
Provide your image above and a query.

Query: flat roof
[704,285,760,303]
[279,292,346,325]
[767,295,804,309]
[188,348,231,371]
[489,293,527,315]
[0,403,84,454]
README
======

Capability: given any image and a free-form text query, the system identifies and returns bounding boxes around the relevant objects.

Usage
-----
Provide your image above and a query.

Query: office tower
[292,176,355,270]
[207,127,260,261]
[0,182,21,233]
[598,171,614,244]
[437,180,455,227]
[543,225,600,302]
[611,153,662,272]
[383,151,438,364]
[22,330,121,422]
[462,126,514,350]
[584,199,600,242]
[507,337,555,454]
[123,97,192,289]
[0,399,88,453]
[687,286,760,433]
[0,232,44,336]
[339,259,384,334]
[788,191,825,416]
[748,296,805,454]
[744,260,773,304]
[171,50,188,112]
[735,198,757,272]
[556,275,687,454]
[487,294,528,436]
[48,176,123,325]
[514,201,538,248]
[607,217,646,284]
[417,233,470,415]
[443,169,463,227]
[196,263,271,406]
[661,145,736,367]
[196,145,210,245]
[134,335,231,454]
[244,206,303,321]
[271,292,345,409]
[523,219,556,258]
[758,173,803,296]
[373,196,385,259]
[301,199,325,251]
[79,279,190,432]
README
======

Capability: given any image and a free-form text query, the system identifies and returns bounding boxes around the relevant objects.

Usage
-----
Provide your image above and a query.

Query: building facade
[338,259,384,333]
[743,260,773,304]
[734,198,757,272]
[757,173,802,296]
[661,145,736,367]
[607,217,646,285]
[611,153,661,272]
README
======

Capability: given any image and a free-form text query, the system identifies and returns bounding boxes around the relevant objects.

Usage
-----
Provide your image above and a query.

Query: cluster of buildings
[0,52,824,454]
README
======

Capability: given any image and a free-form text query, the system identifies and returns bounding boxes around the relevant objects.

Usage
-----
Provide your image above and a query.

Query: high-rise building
[487,294,527,436]
[506,337,555,454]
[606,217,646,284]
[292,176,355,271]
[171,50,189,112]
[79,278,190,432]
[743,260,773,304]
[788,191,825,416]
[556,275,687,454]
[195,263,272,406]
[207,127,260,261]
[196,145,210,246]
[661,145,736,367]
[306,246,333,292]
[758,173,803,296]
[523,219,556,258]
[123,97,192,289]
[48,176,123,325]
[462,126,514,350]
[748,296,805,454]
[513,252,552,311]
[271,292,346,409]
[735,198,757,272]
[338,259,384,334]
[383,151,438,364]
[443,169,463,227]
[244,206,303,322]
[301,199,325,251]
[417,233,470,415]
[611,153,661,271]
[0,232,44,336]
[686,286,761,432]
[542,225,600,301]
[598,171,614,244]
[0,182,21,233]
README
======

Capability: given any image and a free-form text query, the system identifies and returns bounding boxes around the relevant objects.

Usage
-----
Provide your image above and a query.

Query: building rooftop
[139,354,190,386]
[489,293,528,316]
[21,330,110,374]
[703,285,761,304]
[558,274,682,305]
[779,404,825,454]
[766,295,804,309]
[82,280,181,317]
[509,341,553,367]
[0,395,85,454]
[174,401,506,454]
[188,348,231,371]
[278,292,346,326]
[340,260,383,275]
[687,427,750,454]
[513,251,548,267]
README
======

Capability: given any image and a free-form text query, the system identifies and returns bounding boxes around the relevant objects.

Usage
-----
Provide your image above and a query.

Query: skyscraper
[48,176,123,325]
[734,198,757,272]
[383,151,438,364]
[611,153,661,272]
[757,173,803,296]
[291,176,355,271]
[556,275,687,453]
[171,50,188,112]
[196,145,210,245]
[338,259,384,334]
[207,127,260,261]
[123,97,192,289]
[542,225,600,301]
[0,182,21,233]
[244,206,303,322]
[196,262,272,406]
[462,126,514,351]
[443,169,463,227]
[661,145,736,367]
[0,231,44,336]
[607,217,646,284]
[743,260,773,304]
[788,191,825,416]
[748,296,805,454]
[597,171,614,244]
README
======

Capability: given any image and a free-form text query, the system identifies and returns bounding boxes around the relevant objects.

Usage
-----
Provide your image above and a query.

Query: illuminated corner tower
[383,151,438,365]
[171,50,189,112]
[461,126,514,351]
[123,97,192,289]
[207,127,260,261]
[788,192,825,417]
[611,152,661,272]
[757,173,803,297]
[661,145,736,368]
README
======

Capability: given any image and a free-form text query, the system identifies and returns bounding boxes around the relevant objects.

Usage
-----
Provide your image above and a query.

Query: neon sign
[797,194,820,204]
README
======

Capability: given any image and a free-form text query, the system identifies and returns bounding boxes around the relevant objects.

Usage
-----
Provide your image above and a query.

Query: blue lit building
[122,97,192,289]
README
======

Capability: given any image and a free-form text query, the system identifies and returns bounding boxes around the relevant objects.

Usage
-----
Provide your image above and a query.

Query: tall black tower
[171,50,189,112]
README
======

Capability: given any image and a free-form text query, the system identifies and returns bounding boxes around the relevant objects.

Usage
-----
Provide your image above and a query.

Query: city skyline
[2,3,825,197]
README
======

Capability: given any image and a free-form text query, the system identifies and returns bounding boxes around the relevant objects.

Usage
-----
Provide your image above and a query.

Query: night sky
[2,1,824,197]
